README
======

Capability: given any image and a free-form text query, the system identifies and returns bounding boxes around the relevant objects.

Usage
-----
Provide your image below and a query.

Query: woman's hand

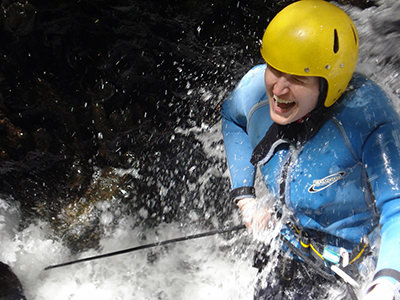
[364,282,395,300]
[236,197,274,235]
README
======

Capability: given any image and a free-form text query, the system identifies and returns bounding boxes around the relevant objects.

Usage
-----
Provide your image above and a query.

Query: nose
[272,77,290,96]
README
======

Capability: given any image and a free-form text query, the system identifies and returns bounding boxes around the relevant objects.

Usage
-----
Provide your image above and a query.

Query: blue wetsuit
[221,64,400,286]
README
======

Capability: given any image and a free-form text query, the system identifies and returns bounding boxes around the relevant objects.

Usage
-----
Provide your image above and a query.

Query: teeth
[274,95,294,104]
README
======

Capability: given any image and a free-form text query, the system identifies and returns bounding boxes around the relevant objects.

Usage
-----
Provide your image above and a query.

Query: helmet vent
[333,29,339,53]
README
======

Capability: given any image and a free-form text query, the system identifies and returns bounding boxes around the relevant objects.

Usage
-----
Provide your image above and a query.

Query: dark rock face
[0,0,377,250]
[0,262,26,300]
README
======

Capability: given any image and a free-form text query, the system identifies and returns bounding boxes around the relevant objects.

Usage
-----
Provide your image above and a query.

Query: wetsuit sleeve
[362,113,400,287]
[221,65,267,201]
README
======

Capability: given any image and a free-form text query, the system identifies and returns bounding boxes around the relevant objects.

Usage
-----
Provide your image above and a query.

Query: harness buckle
[322,247,360,288]
[322,247,341,264]
[340,247,350,267]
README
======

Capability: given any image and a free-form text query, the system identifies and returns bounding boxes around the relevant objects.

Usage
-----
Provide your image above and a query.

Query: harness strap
[289,222,370,267]
[348,241,370,265]
[284,220,371,295]
[280,234,337,282]
[290,223,325,262]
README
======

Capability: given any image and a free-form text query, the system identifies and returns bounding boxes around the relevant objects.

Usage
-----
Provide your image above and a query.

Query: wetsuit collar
[250,105,333,166]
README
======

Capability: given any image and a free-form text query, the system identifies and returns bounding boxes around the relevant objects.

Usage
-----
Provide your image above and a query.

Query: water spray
[44,224,246,271]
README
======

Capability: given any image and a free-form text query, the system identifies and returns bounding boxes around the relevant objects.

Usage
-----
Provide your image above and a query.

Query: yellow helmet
[260,0,359,107]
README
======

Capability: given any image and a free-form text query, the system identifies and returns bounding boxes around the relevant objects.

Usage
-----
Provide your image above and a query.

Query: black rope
[346,283,359,300]
[44,224,246,271]
[280,236,361,300]
[280,235,337,282]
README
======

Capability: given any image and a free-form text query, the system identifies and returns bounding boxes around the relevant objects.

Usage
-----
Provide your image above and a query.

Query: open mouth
[273,95,295,111]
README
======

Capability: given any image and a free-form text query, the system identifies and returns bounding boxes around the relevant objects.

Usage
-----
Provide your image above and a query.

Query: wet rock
[0,262,26,300]
[54,166,134,251]
[1,1,36,36]
[0,110,25,159]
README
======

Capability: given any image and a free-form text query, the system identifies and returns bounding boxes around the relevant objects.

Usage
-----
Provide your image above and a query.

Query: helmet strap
[295,78,328,124]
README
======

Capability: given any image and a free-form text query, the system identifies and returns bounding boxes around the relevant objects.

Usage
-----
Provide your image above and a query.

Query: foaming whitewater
[0,196,258,299]
[0,121,284,300]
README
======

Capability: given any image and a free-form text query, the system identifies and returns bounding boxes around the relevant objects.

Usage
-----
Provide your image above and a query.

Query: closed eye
[268,65,313,86]
[290,76,307,84]
[268,65,283,77]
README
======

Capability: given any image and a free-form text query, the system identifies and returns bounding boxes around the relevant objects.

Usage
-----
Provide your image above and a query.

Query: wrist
[230,186,256,204]
[367,268,400,300]
[366,278,399,300]
[236,197,256,208]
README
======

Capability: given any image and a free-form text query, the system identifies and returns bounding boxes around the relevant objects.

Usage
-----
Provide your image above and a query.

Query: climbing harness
[281,222,371,299]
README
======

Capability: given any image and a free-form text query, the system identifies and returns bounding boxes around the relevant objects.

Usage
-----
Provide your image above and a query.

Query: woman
[221,1,400,299]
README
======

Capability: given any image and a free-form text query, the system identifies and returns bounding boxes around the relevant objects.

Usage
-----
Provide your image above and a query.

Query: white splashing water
[0,197,259,300]
[348,0,400,111]
[1,1,400,299]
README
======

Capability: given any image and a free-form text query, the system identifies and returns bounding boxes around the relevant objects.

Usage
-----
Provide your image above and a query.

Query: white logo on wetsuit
[308,171,346,193]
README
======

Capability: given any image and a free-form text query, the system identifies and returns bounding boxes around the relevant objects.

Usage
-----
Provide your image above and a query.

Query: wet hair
[318,78,328,107]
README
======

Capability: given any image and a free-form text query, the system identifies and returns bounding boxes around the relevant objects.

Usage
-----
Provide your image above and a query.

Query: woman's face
[265,66,320,125]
